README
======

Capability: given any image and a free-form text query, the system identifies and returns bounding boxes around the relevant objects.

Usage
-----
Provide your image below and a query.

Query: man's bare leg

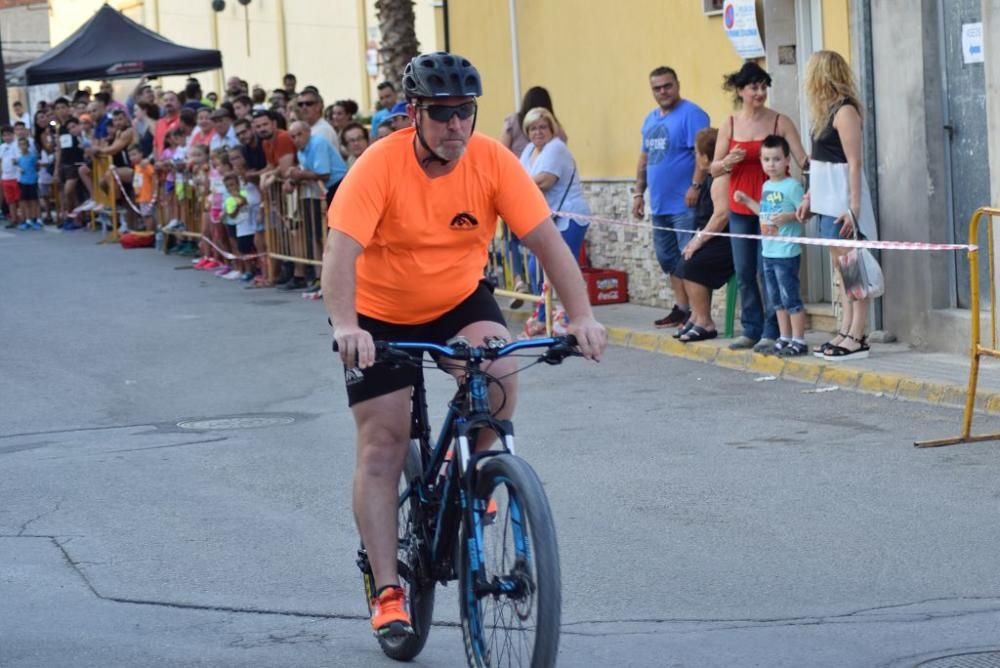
[351,386,412,589]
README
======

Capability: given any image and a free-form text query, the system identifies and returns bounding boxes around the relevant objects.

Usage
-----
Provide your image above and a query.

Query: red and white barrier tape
[197,233,268,261]
[109,167,155,217]
[555,211,979,252]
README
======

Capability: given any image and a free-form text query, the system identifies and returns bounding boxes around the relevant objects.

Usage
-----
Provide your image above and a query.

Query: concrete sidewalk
[502,299,1000,417]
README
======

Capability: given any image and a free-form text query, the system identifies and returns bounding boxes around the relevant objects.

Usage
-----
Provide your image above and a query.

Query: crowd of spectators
[4,73,412,295]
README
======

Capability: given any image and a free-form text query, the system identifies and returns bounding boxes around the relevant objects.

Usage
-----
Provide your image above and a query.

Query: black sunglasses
[297,99,318,107]
[417,101,477,123]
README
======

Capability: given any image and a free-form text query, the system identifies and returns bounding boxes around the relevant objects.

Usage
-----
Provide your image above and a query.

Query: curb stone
[499,306,994,415]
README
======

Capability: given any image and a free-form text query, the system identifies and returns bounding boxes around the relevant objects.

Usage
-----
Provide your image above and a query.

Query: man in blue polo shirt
[632,66,710,328]
[286,120,348,293]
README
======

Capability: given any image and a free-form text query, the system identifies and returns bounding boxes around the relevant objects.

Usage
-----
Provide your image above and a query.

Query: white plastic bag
[837,210,884,300]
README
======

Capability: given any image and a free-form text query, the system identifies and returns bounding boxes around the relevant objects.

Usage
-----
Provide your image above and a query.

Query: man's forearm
[321,233,361,330]
[634,155,647,193]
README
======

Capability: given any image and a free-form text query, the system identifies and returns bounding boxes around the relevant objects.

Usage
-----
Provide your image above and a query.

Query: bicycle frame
[392,337,571,587]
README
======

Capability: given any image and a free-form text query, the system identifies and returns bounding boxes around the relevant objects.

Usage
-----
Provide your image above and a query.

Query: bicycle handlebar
[333,335,581,365]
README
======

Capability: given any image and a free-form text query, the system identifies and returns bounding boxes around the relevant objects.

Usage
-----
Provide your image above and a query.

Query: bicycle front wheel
[458,454,561,667]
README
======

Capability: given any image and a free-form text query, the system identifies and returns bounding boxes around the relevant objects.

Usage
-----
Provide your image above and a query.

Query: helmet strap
[414,121,450,167]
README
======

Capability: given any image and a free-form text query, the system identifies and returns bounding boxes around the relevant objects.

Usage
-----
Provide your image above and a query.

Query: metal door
[940,0,990,307]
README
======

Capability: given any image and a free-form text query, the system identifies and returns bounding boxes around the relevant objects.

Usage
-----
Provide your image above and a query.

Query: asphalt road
[3,229,1000,668]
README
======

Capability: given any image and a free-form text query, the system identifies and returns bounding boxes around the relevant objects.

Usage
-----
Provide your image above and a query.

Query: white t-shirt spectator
[0,142,20,180]
[209,125,239,151]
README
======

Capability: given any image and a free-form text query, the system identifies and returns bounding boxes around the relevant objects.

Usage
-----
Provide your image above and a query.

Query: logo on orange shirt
[449,212,479,231]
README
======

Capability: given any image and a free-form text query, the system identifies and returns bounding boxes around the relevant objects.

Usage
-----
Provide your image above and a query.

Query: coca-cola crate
[583,268,628,305]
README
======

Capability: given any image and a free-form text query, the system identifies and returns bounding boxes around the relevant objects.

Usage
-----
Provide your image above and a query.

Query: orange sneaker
[483,497,498,525]
[370,585,414,638]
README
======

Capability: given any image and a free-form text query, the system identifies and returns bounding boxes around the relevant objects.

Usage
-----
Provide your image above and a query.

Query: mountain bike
[353,334,581,667]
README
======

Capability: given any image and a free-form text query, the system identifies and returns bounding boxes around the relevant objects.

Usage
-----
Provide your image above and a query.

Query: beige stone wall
[581,180,729,322]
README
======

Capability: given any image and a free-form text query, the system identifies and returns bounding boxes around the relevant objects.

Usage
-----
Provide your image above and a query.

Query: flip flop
[672,320,694,339]
[679,324,718,343]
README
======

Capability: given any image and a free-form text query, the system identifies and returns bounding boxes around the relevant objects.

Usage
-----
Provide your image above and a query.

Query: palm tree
[376,0,420,89]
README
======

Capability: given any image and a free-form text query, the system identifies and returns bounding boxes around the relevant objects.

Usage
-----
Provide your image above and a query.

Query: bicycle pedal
[374,621,415,638]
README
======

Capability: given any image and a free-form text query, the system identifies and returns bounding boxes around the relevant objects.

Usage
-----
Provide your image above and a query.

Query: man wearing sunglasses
[294,89,338,150]
[322,51,607,639]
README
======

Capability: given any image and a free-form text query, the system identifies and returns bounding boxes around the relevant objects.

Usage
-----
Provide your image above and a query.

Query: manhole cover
[917,652,1000,668]
[177,416,296,431]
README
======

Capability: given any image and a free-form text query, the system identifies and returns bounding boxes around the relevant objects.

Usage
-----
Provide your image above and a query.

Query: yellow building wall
[444,1,515,149]
[822,0,852,62]
[46,0,438,118]
[448,0,746,179]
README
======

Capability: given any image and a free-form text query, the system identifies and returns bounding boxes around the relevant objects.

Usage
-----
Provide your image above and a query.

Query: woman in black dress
[673,127,735,342]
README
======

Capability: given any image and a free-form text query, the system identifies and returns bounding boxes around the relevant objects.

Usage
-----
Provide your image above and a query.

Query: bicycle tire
[369,439,436,661]
[457,453,561,667]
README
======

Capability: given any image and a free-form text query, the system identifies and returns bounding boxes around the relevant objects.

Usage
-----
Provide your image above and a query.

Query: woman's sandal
[813,331,848,358]
[673,320,695,339]
[679,324,718,343]
[823,334,870,361]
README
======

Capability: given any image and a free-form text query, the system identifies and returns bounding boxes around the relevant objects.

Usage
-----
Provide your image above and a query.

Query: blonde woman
[519,106,590,327]
[796,50,878,361]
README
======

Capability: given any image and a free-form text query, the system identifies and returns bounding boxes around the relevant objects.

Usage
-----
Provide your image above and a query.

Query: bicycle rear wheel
[366,439,436,661]
[458,453,561,667]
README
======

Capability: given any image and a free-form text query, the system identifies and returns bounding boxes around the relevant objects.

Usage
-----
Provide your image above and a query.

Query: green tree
[376,0,420,90]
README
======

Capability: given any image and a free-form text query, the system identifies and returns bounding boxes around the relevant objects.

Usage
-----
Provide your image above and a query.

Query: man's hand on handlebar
[334,325,376,368]
[566,315,607,362]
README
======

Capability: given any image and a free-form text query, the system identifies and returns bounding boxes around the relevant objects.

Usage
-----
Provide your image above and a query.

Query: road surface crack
[17,498,65,536]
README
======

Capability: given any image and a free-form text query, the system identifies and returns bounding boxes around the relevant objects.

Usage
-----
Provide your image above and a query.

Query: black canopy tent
[23,4,222,86]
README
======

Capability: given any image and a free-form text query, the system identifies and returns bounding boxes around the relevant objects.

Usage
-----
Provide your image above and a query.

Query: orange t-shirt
[263,130,296,168]
[329,128,550,324]
[132,162,156,203]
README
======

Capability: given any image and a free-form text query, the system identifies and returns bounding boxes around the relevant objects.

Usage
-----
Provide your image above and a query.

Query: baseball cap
[388,101,408,118]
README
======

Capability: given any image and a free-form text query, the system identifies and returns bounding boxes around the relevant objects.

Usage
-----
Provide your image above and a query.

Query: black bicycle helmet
[402,51,483,100]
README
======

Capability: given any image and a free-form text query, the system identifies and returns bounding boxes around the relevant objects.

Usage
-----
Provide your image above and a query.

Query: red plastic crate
[582,268,628,305]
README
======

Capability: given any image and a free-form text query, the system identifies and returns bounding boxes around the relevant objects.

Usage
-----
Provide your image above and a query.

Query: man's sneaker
[17,221,31,230]
[752,338,777,354]
[279,277,308,291]
[728,335,758,350]
[214,265,232,276]
[61,221,83,231]
[370,586,414,638]
[654,305,690,328]
[509,279,530,309]
[30,219,43,230]
[222,269,242,280]
[240,272,254,282]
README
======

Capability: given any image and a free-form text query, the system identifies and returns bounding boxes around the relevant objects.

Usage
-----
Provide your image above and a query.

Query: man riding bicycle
[322,51,608,638]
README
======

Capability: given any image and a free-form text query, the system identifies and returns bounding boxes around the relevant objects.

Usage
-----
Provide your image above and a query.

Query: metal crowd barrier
[261,180,326,280]
[160,168,206,252]
[87,154,119,243]
[916,206,1000,447]
[488,221,553,335]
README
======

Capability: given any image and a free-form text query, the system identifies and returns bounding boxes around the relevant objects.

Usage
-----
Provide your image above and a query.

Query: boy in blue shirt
[15,137,41,230]
[735,135,807,356]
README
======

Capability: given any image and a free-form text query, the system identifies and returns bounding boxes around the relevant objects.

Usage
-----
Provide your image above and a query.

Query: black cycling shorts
[339,280,506,407]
